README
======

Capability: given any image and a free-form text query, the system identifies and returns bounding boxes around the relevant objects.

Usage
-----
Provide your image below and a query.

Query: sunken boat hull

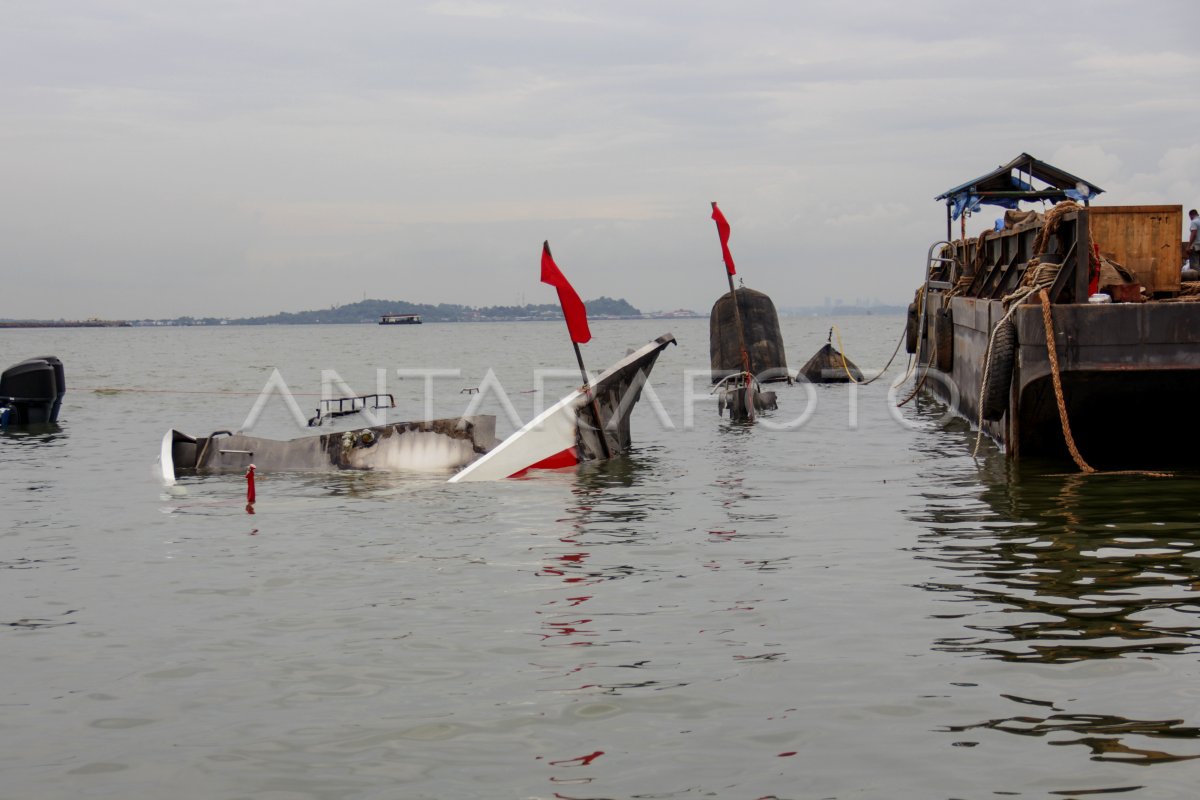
[161,334,677,484]
[162,416,498,481]
[450,333,676,481]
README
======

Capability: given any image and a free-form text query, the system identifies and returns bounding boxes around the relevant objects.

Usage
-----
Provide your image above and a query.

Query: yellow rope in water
[829,324,905,386]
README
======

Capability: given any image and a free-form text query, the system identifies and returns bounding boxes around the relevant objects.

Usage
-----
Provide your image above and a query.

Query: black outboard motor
[1,356,65,426]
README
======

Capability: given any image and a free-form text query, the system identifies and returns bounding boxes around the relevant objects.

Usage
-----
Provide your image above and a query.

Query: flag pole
[725,267,756,422]
[571,340,612,460]
[544,241,612,460]
[712,203,755,418]
[725,267,753,382]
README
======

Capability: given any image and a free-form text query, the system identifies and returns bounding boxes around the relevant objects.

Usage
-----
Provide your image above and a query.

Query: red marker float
[245,464,256,504]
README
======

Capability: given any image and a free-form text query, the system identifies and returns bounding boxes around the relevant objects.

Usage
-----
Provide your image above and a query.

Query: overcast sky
[3,1,1197,319]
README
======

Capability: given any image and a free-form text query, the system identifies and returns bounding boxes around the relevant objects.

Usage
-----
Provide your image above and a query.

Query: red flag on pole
[711,202,736,276]
[540,241,592,344]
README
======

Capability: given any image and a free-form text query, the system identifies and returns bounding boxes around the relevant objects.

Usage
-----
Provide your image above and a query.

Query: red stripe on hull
[507,446,578,479]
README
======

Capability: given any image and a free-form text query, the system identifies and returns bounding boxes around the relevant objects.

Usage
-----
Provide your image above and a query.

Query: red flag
[540,241,592,344]
[711,201,736,276]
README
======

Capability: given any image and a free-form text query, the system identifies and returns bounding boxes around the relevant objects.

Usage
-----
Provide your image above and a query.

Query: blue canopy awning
[937,153,1104,220]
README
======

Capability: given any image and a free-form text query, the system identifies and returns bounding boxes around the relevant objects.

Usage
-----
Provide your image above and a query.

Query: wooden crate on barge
[1088,205,1182,295]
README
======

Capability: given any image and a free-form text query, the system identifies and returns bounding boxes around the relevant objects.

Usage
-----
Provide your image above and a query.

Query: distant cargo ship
[379,314,421,325]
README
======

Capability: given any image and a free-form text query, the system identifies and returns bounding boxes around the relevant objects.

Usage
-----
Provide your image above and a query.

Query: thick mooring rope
[1031,200,1081,256]
[1035,289,1173,478]
[1037,288,1095,473]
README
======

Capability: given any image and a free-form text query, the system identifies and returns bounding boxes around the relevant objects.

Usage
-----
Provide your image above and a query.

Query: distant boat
[379,314,421,325]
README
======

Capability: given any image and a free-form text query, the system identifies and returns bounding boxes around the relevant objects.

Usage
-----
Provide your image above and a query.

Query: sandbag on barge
[913,153,1200,469]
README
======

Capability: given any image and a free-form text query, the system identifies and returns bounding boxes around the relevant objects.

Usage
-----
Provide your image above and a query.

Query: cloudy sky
[3,0,1197,319]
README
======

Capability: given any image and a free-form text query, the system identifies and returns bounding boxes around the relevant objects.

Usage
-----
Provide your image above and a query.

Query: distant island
[127,297,652,327]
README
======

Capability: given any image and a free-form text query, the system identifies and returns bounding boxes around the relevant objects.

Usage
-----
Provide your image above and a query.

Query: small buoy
[246,464,256,504]
[798,341,863,383]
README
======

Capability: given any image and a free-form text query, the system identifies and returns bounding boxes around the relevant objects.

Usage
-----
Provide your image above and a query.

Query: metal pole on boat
[541,239,612,461]
[711,201,756,420]
[725,271,752,378]
[724,267,756,421]
[572,341,612,460]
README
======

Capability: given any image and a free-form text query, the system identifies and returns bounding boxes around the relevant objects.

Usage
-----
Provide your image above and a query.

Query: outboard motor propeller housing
[1,356,65,426]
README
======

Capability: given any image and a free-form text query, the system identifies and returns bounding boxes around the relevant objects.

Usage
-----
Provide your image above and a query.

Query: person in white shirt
[1189,209,1200,272]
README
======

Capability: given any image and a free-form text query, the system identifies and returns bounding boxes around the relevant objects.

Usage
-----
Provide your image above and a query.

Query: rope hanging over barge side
[970,263,1060,457]
[1036,288,1094,474]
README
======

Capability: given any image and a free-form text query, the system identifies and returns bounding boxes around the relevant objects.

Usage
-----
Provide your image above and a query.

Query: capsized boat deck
[161,333,676,484]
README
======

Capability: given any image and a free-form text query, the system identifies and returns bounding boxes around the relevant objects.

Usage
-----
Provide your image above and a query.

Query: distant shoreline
[0,320,131,329]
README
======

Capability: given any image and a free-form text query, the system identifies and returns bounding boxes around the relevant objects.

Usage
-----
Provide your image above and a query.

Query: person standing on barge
[1189,209,1200,271]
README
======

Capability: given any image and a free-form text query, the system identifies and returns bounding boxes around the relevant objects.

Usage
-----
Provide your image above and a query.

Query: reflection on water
[912,454,1200,767]
[573,447,661,493]
[3,609,78,630]
[0,423,65,444]
[914,468,1200,664]
[528,453,689,795]
[948,711,1200,765]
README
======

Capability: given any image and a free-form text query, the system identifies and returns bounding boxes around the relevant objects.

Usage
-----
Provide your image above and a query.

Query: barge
[911,153,1199,469]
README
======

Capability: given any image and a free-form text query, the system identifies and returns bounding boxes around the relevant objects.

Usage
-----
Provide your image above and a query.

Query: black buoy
[797,332,863,383]
[709,287,789,384]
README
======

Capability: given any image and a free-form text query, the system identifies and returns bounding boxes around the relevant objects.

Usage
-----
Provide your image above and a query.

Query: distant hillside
[133,296,643,326]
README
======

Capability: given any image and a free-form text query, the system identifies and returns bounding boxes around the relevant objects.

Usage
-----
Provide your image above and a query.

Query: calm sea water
[3,316,1200,800]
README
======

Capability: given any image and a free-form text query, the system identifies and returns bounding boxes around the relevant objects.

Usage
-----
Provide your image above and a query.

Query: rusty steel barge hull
[926,296,1200,468]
